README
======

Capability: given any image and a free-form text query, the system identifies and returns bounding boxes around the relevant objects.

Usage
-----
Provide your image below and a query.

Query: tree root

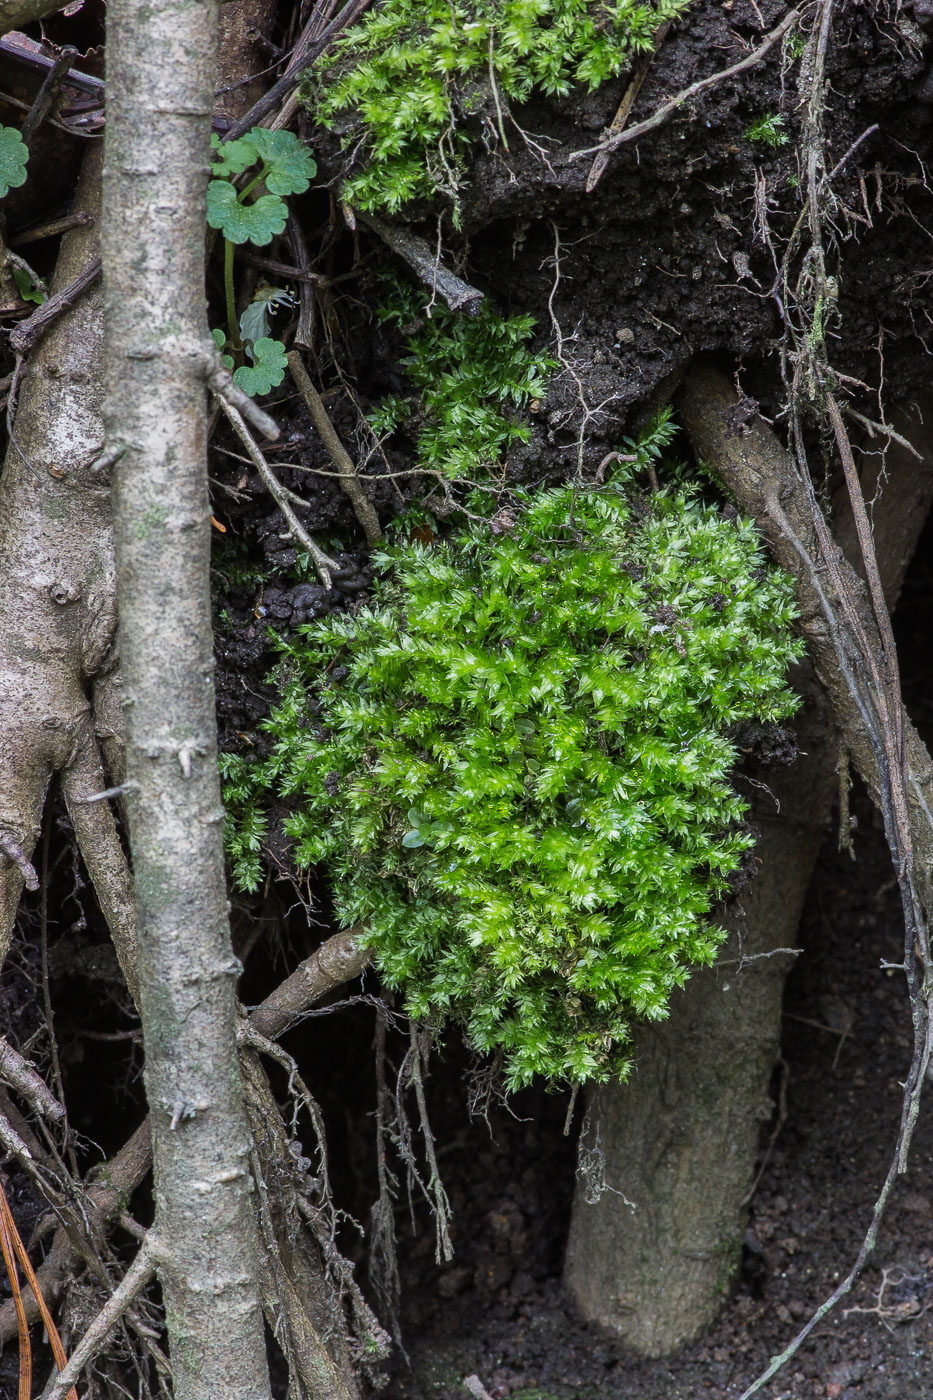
[677,361,933,1397]
[678,362,933,910]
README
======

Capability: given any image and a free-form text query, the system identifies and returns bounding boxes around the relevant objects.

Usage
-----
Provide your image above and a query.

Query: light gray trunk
[102,2,272,1397]
[564,725,834,1353]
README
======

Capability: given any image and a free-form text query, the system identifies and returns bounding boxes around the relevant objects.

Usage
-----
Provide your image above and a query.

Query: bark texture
[102,3,271,1397]
[0,144,138,998]
[564,738,835,1354]
[564,366,933,1354]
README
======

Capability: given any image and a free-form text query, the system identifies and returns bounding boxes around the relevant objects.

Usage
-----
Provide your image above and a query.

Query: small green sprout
[744,113,789,149]
[12,265,45,305]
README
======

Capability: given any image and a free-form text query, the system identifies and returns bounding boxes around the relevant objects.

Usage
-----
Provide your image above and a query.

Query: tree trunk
[102,2,272,1396]
[564,712,835,1353]
[564,373,933,1354]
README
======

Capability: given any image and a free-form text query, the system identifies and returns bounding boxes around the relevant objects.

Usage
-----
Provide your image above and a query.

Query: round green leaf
[0,127,28,199]
[248,128,317,195]
[206,180,288,246]
[210,134,262,178]
[232,337,288,397]
[210,327,234,370]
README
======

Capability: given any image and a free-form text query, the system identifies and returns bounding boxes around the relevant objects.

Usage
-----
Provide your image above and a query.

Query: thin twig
[0,1180,77,1400]
[9,212,93,248]
[287,350,383,544]
[216,396,339,587]
[20,46,78,150]
[223,0,373,142]
[286,212,316,350]
[826,123,880,184]
[586,20,672,193]
[9,259,101,357]
[357,210,484,315]
[405,1023,453,1264]
[238,249,327,286]
[570,8,800,162]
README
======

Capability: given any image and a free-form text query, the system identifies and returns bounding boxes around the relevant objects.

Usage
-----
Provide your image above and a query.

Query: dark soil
[211,0,933,739]
[2,2,933,1397]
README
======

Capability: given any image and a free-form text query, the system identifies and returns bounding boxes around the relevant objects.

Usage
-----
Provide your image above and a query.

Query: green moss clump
[306,0,691,212]
[223,413,802,1088]
[368,280,554,485]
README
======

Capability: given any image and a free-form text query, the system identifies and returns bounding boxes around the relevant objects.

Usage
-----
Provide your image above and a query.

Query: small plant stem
[224,237,241,350]
[238,170,266,201]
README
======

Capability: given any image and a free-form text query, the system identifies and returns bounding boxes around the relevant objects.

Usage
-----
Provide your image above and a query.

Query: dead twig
[223,0,373,142]
[0,927,368,1351]
[585,20,672,193]
[570,8,800,163]
[9,259,101,357]
[20,46,78,151]
[39,1236,157,1400]
[287,351,383,544]
[9,213,93,248]
[0,1177,77,1400]
[357,210,484,315]
[287,211,317,350]
[238,248,327,286]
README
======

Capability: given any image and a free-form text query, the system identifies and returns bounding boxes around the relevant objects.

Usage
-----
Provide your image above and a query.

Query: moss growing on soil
[305,0,691,212]
[222,383,802,1086]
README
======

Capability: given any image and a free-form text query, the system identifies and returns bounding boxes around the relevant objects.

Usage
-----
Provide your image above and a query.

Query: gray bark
[564,722,835,1353]
[102,2,271,1397]
[564,369,933,1354]
[0,144,138,1000]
